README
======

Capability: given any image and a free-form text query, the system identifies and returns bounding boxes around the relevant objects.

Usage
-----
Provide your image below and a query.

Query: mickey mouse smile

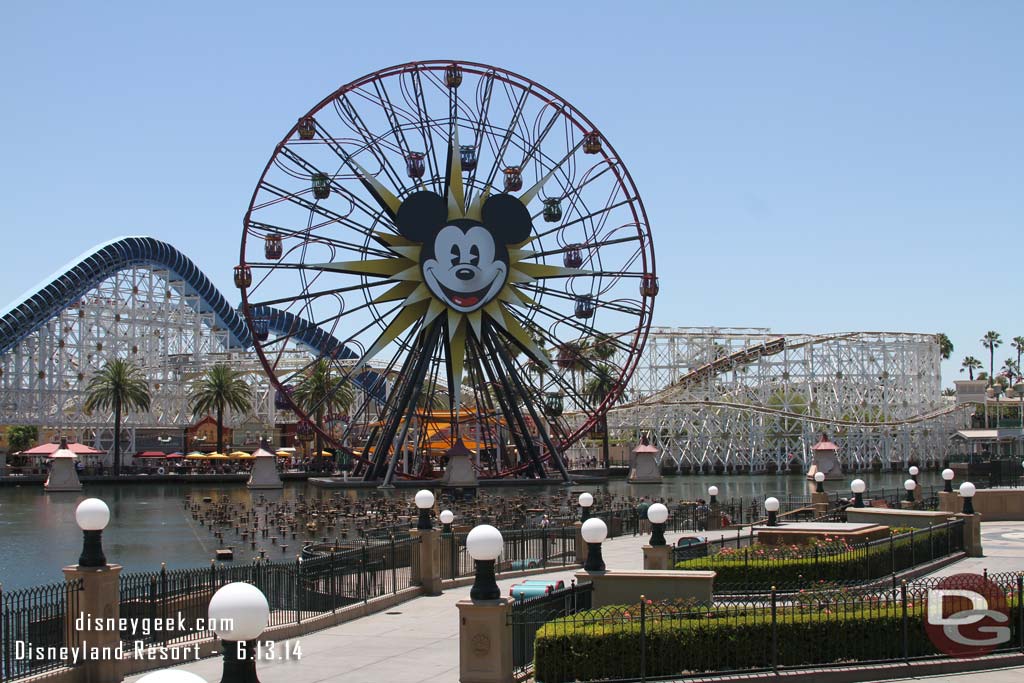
[422,224,508,313]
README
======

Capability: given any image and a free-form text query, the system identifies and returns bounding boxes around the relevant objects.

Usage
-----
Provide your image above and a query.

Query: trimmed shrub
[533,601,1019,683]
[675,527,959,586]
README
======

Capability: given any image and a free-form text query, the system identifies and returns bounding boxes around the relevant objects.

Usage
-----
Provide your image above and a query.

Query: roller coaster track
[0,237,374,394]
[613,398,969,428]
[614,331,880,410]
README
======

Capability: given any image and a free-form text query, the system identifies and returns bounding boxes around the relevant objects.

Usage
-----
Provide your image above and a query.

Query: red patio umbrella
[134,451,167,458]
[21,442,106,456]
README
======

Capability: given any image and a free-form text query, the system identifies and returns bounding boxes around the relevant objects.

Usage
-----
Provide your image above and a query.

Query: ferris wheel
[238,60,656,483]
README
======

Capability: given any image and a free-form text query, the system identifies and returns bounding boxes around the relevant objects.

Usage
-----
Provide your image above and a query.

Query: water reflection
[0,470,940,589]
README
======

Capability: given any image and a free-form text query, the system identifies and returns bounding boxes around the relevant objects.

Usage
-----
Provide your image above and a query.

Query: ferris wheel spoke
[246,279,392,310]
[478,84,532,191]
[248,221,394,260]
[257,180,379,241]
[335,93,410,196]
[273,146,394,230]
[532,197,635,240]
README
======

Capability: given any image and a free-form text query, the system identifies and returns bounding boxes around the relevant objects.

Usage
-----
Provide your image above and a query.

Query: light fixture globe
[581,517,608,571]
[581,517,608,544]
[646,503,668,546]
[909,465,919,476]
[942,468,955,481]
[814,472,825,483]
[415,489,435,509]
[75,498,110,531]
[647,503,669,524]
[466,524,503,601]
[414,489,435,530]
[764,496,780,526]
[137,671,210,683]
[466,524,503,561]
[959,481,976,514]
[439,509,454,525]
[208,582,269,642]
[578,491,594,521]
[904,479,917,491]
[707,486,719,497]
[850,478,866,508]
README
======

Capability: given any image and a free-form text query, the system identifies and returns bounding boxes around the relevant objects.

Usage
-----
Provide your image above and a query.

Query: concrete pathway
[124,523,1024,683]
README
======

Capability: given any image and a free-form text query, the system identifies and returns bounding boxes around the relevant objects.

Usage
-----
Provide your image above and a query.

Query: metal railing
[0,579,82,681]
[118,535,417,647]
[525,572,1024,683]
[674,519,965,592]
[510,580,593,676]
[440,526,578,580]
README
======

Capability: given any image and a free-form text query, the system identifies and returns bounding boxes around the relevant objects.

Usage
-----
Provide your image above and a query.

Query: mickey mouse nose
[455,268,474,281]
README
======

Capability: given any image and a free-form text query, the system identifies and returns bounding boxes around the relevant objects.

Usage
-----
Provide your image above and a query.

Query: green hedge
[533,602,1018,683]
[675,528,959,585]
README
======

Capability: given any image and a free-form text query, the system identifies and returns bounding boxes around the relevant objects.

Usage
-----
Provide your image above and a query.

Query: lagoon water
[0,471,941,589]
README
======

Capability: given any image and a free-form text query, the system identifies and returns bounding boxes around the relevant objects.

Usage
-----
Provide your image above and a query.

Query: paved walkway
[124,523,1024,683]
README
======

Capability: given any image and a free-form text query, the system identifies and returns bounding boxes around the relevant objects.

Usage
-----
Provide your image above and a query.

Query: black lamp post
[208,582,270,683]
[959,482,976,515]
[851,479,866,508]
[581,518,607,571]
[904,479,916,503]
[75,498,110,567]
[814,471,825,494]
[942,468,955,493]
[578,492,593,522]
[467,524,503,600]
[440,509,454,533]
[765,497,779,526]
[647,503,668,546]
[415,489,434,530]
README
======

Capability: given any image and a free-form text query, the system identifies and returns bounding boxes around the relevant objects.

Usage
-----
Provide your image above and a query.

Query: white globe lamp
[647,502,669,546]
[208,582,270,683]
[75,498,110,567]
[466,524,503,600]
[581,517,608,571]
[415,489,435,530]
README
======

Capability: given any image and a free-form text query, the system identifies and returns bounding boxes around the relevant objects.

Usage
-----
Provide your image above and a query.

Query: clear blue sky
[2,1,1021,386]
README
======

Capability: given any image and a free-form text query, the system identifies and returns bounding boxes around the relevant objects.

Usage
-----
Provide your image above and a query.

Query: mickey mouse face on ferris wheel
[395,191,532,313]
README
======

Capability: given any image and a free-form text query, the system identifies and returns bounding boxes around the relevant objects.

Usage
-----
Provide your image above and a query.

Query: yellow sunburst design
[311,132,587,414]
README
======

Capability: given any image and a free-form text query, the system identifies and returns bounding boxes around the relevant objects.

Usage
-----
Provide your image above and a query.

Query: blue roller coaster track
[0,236,384,400]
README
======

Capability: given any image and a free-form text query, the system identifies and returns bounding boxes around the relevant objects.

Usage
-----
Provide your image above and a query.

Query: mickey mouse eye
[450,244,460,267]
[469,244,480,266]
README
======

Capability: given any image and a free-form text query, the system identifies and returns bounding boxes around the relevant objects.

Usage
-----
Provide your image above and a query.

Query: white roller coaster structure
[599,327,970,472]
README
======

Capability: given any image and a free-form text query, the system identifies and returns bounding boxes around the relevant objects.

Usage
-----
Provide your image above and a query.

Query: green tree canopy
[84,359,151,476]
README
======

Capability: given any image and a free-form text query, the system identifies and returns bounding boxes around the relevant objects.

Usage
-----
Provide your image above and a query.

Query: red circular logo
[924,573,1011,657]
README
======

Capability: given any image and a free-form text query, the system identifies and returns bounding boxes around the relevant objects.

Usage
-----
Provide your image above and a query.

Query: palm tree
[1002,359,1020,384]
[1013,336,1024,379]
[960,356,982,381]
[936,333,954,360]
[584,363,618,470]
[189,364,252,454]
[292,359,354,462]
[84,359,151,477]
[981,331,1003,386]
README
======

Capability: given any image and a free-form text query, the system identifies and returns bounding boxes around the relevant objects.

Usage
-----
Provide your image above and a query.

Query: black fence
[511,580,594,676]
[0,579,81,681]
[440,526,578,580]
[525,572,1024,683]
[674,519,966,592]
[118,535,417,647]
